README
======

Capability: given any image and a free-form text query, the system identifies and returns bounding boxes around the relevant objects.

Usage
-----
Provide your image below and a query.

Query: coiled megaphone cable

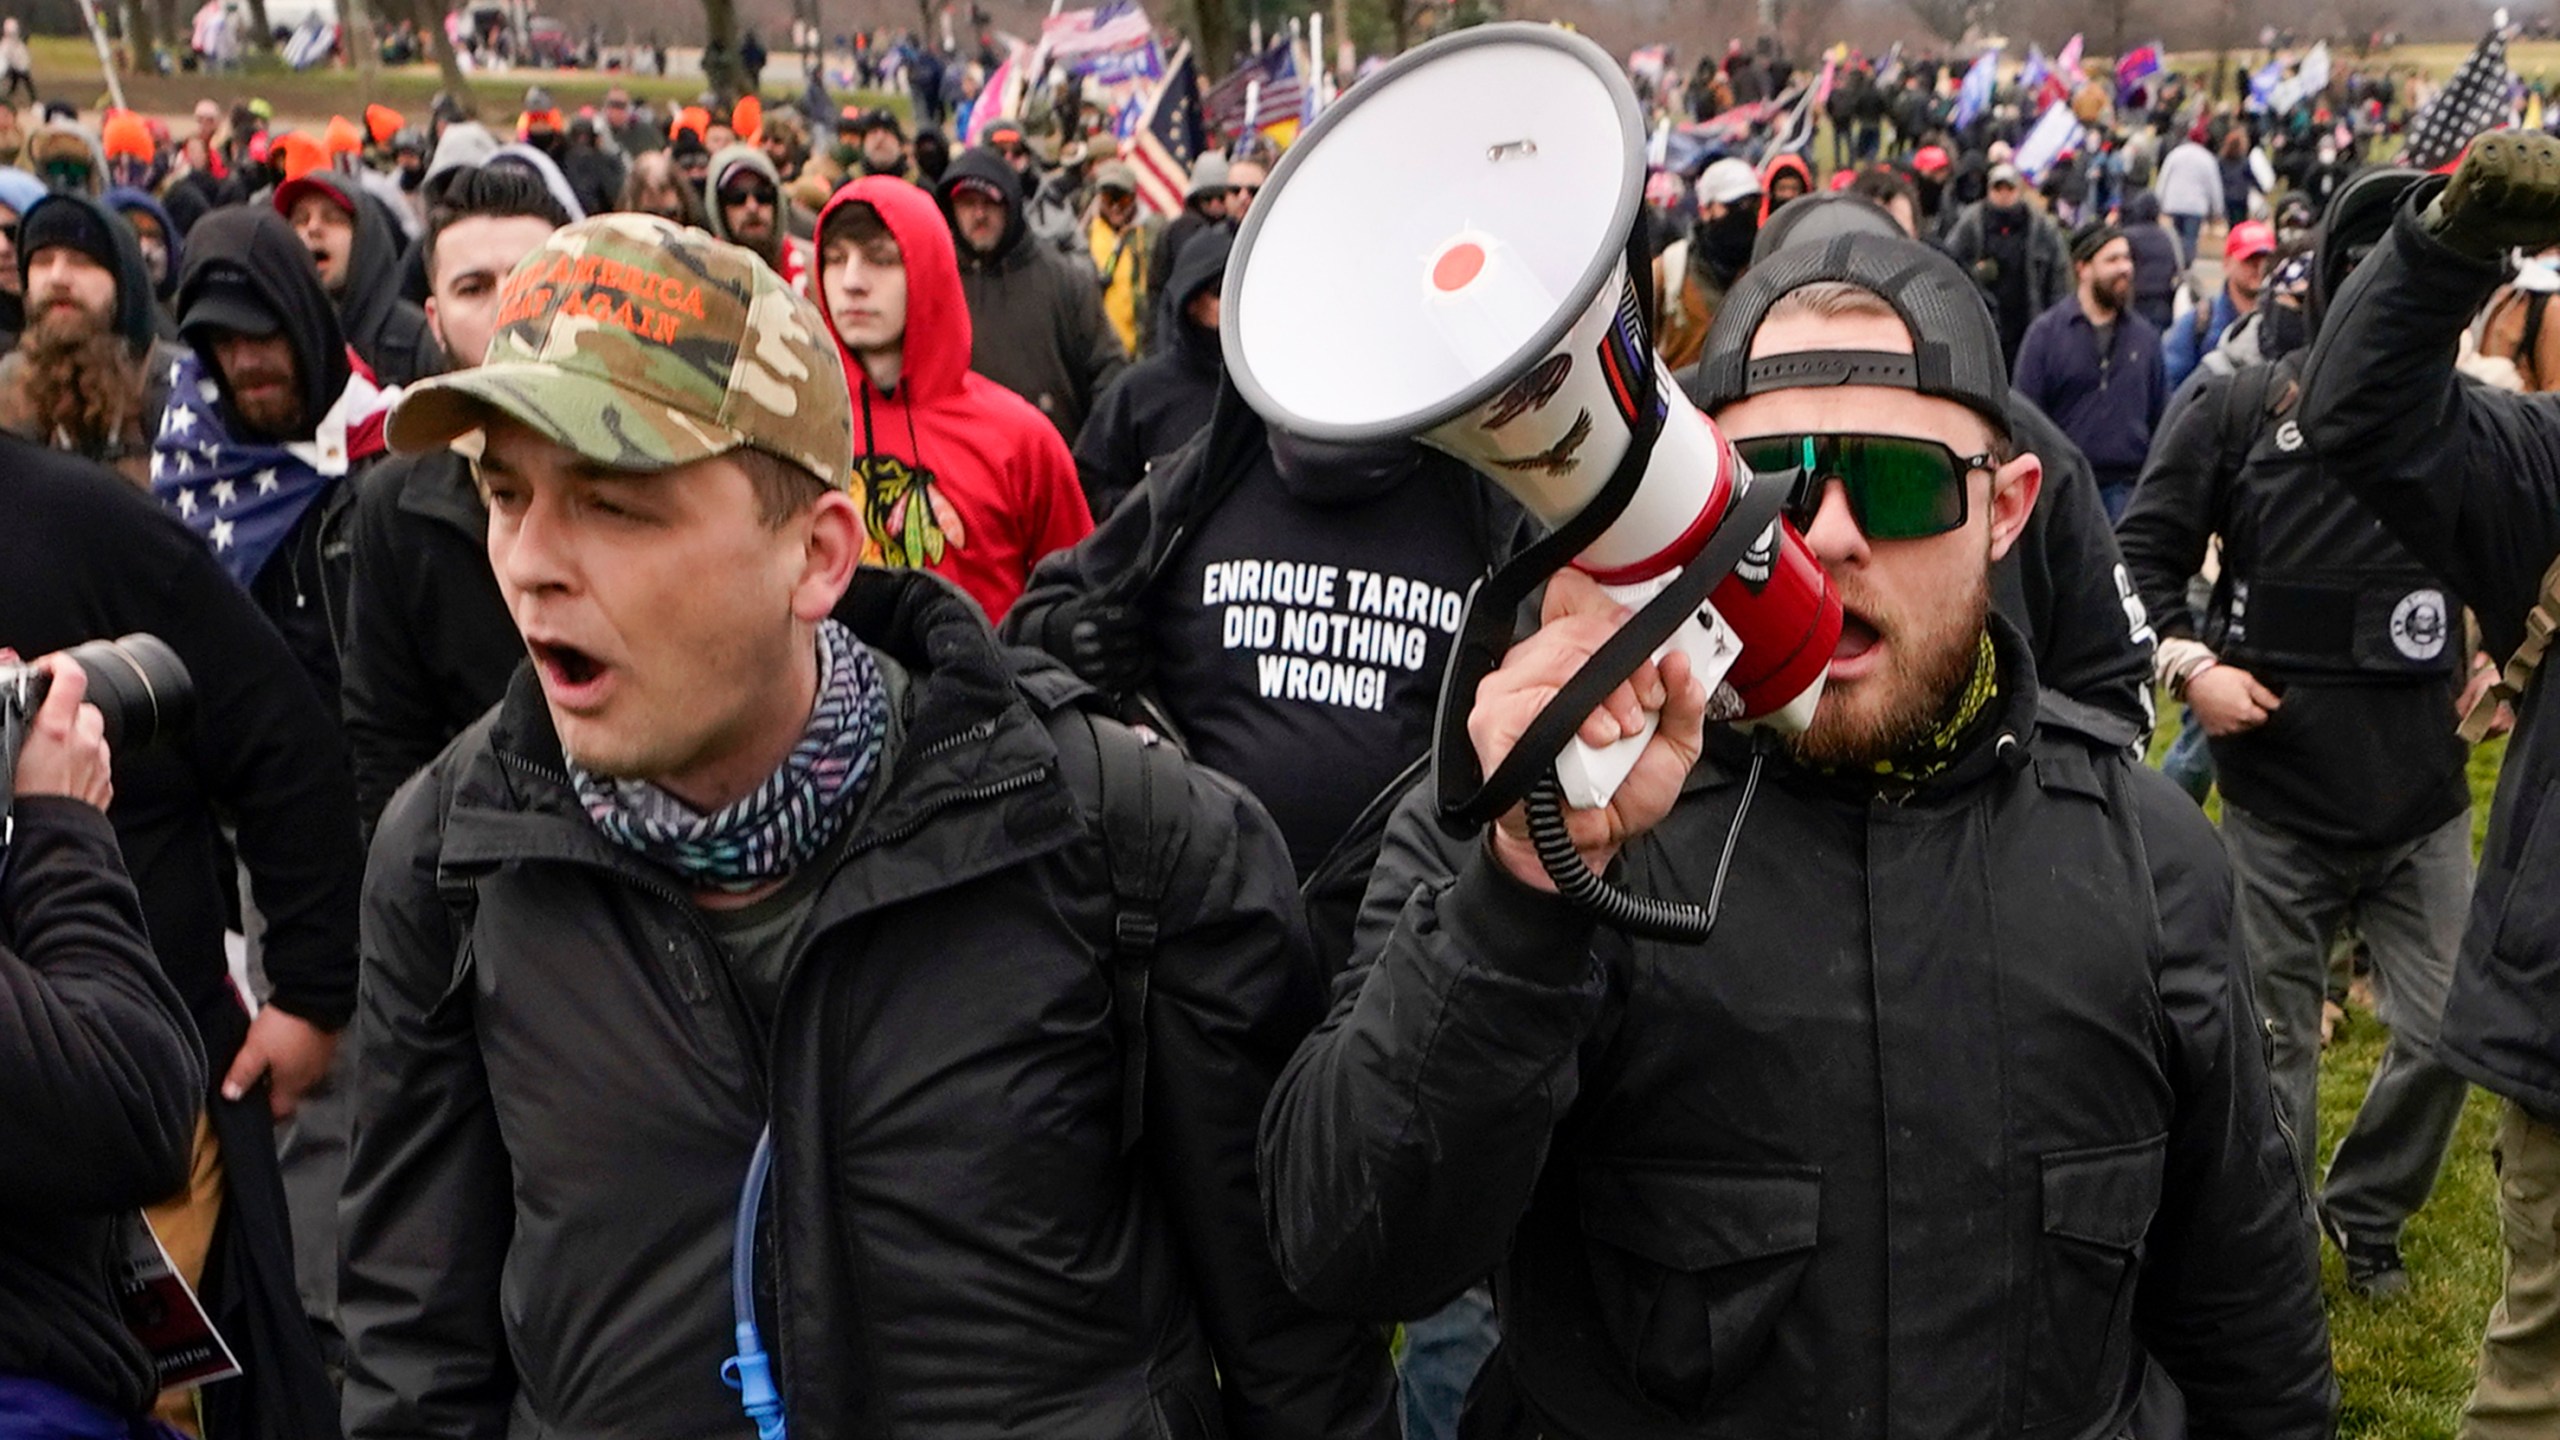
[1520,733,1769,942]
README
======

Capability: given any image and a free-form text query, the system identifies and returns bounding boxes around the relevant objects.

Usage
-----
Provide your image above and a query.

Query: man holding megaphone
[1261,231,2335,1438]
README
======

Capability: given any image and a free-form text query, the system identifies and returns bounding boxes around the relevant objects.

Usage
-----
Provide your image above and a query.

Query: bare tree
[344,0,378,107]
[1175,0,1238,77]
[119,0,158,67]
[379,0,477,115]
[1903,0,1990,44]
[702,0,747,102]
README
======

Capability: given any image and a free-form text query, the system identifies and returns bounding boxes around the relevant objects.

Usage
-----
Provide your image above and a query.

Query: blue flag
[1951,48,1999,129]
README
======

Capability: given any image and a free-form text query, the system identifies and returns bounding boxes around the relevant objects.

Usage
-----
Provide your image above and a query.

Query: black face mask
[1268,429,1425,505]
[397,160,425,191]
[1699,204,1758,281]
[2259,302,2309,360]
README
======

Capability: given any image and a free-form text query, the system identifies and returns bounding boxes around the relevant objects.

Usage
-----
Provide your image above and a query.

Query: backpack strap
[1052,705,1192,1153]
[2526,290,2552,390]
[2463,553,2560,744]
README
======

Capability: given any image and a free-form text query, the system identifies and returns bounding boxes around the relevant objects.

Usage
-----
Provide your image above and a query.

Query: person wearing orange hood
[813,175,1091,619]
[1759,150,1813,224]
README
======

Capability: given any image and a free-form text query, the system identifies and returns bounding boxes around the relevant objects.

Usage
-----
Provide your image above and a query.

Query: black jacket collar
[449,567,1084,911]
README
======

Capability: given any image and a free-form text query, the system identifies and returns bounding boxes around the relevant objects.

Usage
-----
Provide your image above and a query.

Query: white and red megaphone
[1222,22,1841,813]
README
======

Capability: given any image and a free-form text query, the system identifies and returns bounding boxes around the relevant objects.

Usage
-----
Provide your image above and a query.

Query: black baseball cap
[179,266,281,340]
[1690,231,2012,433]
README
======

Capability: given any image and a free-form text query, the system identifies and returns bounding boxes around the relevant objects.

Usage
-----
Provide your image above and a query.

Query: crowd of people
[8,15,2560,1440]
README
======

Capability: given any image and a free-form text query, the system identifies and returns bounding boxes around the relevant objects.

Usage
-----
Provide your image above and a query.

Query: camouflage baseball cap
[388,213,851,490]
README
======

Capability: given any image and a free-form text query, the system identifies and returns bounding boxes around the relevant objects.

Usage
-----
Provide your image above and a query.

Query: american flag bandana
[148,347,395,587]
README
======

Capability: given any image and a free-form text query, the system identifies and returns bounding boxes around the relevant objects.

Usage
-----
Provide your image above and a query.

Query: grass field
[20,33,911,127]
[2151,710,2512,1438]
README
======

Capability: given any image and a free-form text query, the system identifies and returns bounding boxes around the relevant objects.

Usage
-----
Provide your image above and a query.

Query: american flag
[148,348,391,588]
[1128,44,1204,217]
[2404,26,2515,171]
[1043,1,1162,84]
[1204,37,1301,140]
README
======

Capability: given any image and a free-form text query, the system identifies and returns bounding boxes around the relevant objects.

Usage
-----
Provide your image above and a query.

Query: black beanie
[19,193,121,281]
[16,192,150,353]
[2068,221,2123,265]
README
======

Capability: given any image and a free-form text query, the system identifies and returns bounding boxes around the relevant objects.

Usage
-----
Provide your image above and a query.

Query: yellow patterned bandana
[1851,628,2000,788]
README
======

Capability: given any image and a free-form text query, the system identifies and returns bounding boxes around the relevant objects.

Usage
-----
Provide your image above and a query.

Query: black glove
[1043,598,1151,694]
[2425,128,2560,262]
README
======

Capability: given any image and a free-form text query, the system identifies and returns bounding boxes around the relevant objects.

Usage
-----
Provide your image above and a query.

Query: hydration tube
[721,1126,787,1440]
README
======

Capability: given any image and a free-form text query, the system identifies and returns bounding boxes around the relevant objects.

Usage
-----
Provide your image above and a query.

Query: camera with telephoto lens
[0,635,196,834]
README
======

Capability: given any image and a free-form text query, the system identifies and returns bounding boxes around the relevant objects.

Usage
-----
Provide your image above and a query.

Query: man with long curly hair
[0,194,180,485]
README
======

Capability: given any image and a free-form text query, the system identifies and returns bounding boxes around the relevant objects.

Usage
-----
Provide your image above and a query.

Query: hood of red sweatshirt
[1758,152,1814,226]
[817,174,972,413]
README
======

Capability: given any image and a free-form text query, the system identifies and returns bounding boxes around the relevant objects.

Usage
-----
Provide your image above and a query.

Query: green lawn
[2153,705,2511,1438]
[22,33,909,128]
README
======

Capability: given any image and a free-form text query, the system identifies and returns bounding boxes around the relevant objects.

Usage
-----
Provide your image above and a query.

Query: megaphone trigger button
[1433,243,1487,292]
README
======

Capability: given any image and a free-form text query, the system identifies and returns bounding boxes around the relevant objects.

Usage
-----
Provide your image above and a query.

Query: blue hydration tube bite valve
[722,1126,787,1440]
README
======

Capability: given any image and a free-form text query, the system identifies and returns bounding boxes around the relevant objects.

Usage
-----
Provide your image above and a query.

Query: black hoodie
[936,145,1127,442]
[340,185,446,387]
[175,206,372,702]
[1071,226,1227,518]
[178,206,350,445]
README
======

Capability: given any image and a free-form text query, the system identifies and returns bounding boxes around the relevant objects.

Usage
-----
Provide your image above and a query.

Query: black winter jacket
[1262,624,2334,1440]
[344,568,1398,1440]
[937,147,1129,443]
[0,435,362,1040]
[2298,187,2560,1118]
[1073,228,1229,519]
[341,450,522,834]
[0,797,203,1418]
[0,436,357,1440]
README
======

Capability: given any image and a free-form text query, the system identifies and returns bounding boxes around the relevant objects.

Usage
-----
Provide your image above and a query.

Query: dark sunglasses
[1734,432,1987,541]
[720,183,777,207]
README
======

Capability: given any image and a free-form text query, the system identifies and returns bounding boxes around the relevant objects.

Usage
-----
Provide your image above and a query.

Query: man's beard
[224,358,305,437]
[1789,560,1992,770]
[15,303,143,462]
[2094,274,2129,312]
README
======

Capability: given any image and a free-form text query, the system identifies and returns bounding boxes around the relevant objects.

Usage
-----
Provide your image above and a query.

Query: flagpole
[76,0,128,112]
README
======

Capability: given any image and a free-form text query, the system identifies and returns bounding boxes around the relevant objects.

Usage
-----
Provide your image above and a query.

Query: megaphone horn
[1223,23,1843,858]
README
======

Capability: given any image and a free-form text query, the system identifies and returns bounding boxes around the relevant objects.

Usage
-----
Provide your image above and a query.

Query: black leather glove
[1043,598,1151,694]
[2425,128,2560,262]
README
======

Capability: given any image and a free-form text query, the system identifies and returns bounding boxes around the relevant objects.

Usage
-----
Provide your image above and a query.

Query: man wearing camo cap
[340,214,1396,1440]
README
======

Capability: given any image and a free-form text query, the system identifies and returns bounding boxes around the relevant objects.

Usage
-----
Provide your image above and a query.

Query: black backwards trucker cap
[1689,230,2013,435]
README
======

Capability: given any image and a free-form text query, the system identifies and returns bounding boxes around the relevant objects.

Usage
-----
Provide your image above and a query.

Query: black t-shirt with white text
[1153,458,1486,876]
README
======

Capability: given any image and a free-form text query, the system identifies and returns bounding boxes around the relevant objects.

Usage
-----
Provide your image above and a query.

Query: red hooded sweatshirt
[816,176,1092,620]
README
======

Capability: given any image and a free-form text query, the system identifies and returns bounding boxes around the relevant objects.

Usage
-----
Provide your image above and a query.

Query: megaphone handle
[1553,592,1742,810]
[1434,468,1792,830]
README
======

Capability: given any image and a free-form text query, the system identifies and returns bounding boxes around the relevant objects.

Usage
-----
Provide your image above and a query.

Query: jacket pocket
[2025,1133,2167,1428]
[1576,1160,1821,1420]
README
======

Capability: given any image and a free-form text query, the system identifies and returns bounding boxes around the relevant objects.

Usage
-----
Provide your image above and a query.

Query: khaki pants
[141,1114,225,1439]
[2462,1099,2560,1439]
